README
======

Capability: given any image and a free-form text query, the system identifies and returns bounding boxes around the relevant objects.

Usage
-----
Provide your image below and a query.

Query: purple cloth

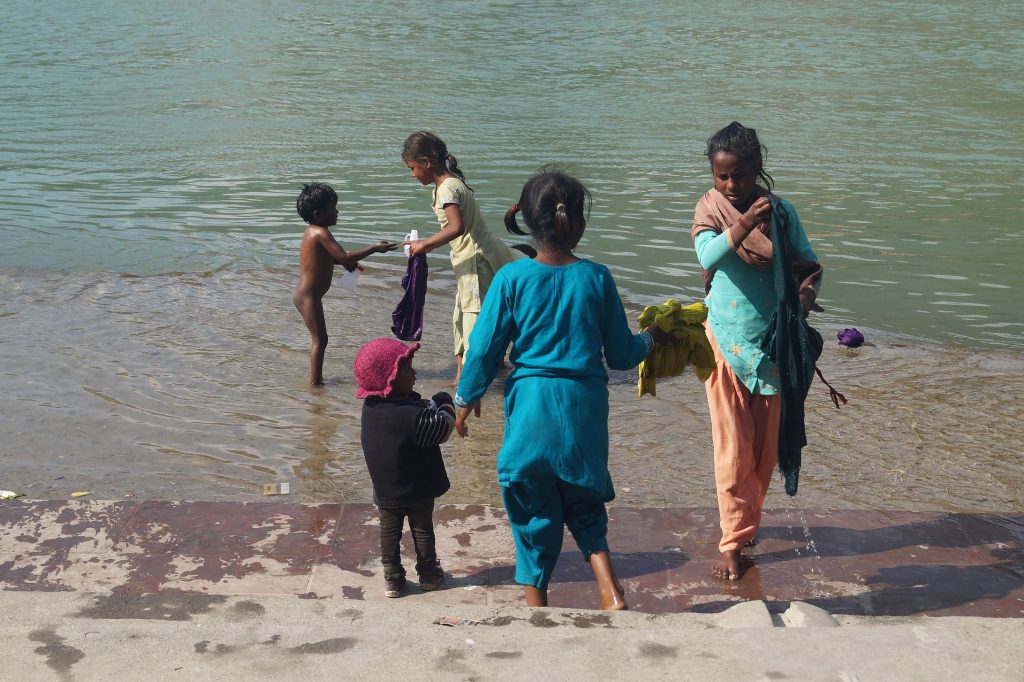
[391,253,428,342]
[837,328,864,347]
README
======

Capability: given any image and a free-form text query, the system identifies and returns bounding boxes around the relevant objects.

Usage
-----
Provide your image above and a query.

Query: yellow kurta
[432,177,520,315]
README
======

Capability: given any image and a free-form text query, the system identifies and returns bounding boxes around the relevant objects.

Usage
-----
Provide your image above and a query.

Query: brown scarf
[691,188,823,312]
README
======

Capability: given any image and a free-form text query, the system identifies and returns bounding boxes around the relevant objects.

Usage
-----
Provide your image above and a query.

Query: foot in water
[712,549,748,581]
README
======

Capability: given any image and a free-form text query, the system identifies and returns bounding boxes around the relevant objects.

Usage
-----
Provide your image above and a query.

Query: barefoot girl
[691,122,822,580]
[401,132,521,385]
[452,170,662,610]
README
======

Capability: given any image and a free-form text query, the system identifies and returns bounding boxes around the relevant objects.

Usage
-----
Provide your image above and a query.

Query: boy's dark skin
[294,201,397,385]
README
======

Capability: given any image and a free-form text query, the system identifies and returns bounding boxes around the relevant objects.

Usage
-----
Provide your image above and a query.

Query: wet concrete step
[1,501,1021,617]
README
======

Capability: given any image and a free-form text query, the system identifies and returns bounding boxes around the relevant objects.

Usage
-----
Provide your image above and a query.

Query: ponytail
[552,201,573,243]
[504,202,527,236]
[446,153,470,187]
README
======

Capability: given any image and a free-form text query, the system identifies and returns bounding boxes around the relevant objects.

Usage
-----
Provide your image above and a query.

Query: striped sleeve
[415,401,456,447]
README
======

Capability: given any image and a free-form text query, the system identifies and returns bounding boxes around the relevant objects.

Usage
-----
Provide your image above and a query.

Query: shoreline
[2,263,1023,354]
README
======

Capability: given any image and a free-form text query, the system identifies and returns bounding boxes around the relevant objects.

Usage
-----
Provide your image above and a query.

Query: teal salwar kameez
[455,258,651,588]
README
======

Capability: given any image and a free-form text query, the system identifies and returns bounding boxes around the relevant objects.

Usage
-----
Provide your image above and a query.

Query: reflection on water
[294,394,345,498]
[1,267,1021,512]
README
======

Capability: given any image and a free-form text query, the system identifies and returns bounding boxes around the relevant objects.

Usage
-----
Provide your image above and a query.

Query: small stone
[782,601,839,628]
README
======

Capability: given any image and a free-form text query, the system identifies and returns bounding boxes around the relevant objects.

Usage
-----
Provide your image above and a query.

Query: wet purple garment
[837,328,864,347]
[391,253,428,342]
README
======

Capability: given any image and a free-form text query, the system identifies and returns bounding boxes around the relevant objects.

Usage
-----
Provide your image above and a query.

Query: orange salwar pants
[704,324,781,552]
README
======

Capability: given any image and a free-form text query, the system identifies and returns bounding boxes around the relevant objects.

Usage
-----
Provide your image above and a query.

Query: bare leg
[293,292,328,385]
[523,586,548,607]
[589,550,627,610]
[450,355,463,388]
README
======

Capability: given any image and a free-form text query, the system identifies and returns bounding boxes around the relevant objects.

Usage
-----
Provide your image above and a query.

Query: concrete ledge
[2,591,1022,680]
[717,600,774,628]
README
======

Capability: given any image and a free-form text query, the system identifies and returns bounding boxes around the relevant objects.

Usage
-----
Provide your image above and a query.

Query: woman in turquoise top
[691,122,822,581]
[453,171,657,610]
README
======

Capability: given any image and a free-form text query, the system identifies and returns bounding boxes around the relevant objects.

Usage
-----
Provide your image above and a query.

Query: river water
[1,1,1021,511]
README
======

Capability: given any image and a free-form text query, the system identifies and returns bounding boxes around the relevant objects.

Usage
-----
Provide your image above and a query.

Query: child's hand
[643,325,673,346]
[454,406,471,437]
[404,240,430,258]
[431,391,454,407]
[739,196,771,231]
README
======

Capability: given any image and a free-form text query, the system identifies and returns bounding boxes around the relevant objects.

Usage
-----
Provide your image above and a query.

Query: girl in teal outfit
[452,171,660,610]
[691,122,822,581]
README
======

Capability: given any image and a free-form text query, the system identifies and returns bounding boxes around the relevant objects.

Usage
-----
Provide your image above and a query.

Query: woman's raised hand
[740,196,772,231]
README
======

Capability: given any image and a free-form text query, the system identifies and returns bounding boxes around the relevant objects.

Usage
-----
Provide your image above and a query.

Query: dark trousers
[378,498,439,580]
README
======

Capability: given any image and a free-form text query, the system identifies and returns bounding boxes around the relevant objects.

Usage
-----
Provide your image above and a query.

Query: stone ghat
[1,501,1021,618]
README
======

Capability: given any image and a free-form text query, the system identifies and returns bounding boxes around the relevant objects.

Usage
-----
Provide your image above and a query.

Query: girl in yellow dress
[402,131,522,385]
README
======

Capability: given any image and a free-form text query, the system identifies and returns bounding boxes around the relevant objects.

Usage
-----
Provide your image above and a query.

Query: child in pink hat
[354,338,453,598]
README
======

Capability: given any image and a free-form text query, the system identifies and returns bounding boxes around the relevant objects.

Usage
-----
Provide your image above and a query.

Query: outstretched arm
[317,231,397,271]
[602,270,655,370]
[408,204,465,257]
[415,395,457,446]
[452,274,514,437]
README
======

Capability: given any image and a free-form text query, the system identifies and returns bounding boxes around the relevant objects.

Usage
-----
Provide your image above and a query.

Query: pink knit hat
[353,338,420,399]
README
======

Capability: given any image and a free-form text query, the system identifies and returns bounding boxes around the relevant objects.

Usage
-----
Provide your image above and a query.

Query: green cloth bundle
[637,300,716,397]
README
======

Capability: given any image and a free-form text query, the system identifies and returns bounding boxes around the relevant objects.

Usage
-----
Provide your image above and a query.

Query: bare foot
[590,551,628,610]
[600,585,628,611]
[712,549,745,581]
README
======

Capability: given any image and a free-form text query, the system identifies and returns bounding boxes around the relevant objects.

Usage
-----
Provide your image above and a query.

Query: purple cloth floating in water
[837,328,864,347]
[391,253,428,342]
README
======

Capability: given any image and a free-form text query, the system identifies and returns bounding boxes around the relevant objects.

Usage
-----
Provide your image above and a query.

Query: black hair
[504,168,591,253]
[511,243,538,259]
[705,121,774,190]
[296,182,337,224]
[401,131,471,188]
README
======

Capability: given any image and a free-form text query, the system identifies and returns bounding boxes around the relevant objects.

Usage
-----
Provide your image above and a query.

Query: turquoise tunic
[454,258,651,493]
[694,197,820,395]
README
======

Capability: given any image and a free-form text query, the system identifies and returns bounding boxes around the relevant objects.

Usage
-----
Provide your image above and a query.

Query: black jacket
[360,392,452,508]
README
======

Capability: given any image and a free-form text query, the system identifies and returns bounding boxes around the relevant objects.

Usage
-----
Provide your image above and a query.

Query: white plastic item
[404,229,419,257]
[338,267,360,291]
